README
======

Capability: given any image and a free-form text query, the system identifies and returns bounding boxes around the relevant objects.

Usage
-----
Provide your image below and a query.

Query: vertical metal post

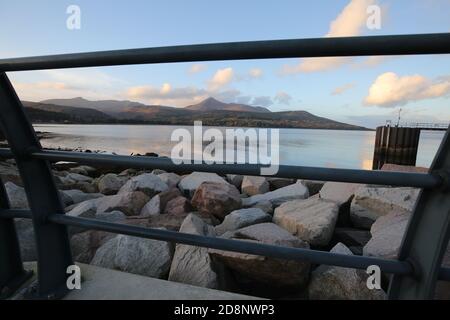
[388,128,450,299]
[0,181,32,298]
[0,72,73,299]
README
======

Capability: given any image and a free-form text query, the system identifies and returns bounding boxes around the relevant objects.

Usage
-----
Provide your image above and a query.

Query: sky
[0,0,449,128]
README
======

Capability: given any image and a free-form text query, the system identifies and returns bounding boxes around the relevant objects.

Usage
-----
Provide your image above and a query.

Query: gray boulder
[118,173,168,197]
[215,208,272,235]
[158,172,181,188]
[62,189,103,204]
[5,182,28,209]
[242,181,309,207]
[91,233,174,279]
[308,242,385,300]
[140,188,181,217]
[169,214,222,288]
[273,197,339,247]
[226,174,244,188]
[96,191,150,216]
[210,223,310,288]
[98,173,127,195]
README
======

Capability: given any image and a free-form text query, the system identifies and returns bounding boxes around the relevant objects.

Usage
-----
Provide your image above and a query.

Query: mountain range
[23,97,368,130]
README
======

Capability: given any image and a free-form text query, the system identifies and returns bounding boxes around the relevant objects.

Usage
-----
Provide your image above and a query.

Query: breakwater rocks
[2,159,448,300]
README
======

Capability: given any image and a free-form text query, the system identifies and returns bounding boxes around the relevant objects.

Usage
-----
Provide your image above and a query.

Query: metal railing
[0,33,449,300]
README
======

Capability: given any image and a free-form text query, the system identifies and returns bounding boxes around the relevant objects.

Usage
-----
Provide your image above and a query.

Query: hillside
[24,97,368,130]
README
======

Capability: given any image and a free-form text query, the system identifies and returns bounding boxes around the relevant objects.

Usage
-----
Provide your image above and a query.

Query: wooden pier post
[372,126,421,170]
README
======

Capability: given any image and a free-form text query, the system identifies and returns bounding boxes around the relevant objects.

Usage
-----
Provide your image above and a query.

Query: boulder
[308,243,385,300]
[158,172,181,188]
[299,180,325,196]
[67,199,98,219]
[96,191,149,216]
[191,182,241,219]
[98,173,127,195]
[350,187,420,229]
[69,165,97,177]
[95,210,127,223]
[242,181,309,207]
[251,200,273,215]
[241,176,269,196]
[273,197,339,247]
[319,182,362,226]
[151,169,167,175]
[15,218,36,261]
[164,196,192,216]
[215,208,272,235]
[210,223,310,288]
[178,172,227,197]
[91,233,174,279]
[363,211,410,259]
[320,182,361,205]
[62,189,103,204]
[0,161,22,186]
[226,174,243,188]
[118,173,168,197]
[169,214,222,288]
[140,188,181,217]
[64,172,93,184]
[4,182,28,209]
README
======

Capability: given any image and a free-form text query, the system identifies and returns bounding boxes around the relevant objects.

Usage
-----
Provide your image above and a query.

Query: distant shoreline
[32,122,374,131]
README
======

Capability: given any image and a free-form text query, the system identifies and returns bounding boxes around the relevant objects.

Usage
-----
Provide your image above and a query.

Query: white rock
[273,197,339,247]
[242,181,309,207]
[178,172,227,197]
[215,208,272,235]
[118,173,168,197]
[319,182,361,205]
[350,187,420,229]
[241,176,269,196]
[169,214,221,288]
[67,199,98,218]
[363,210,410,259]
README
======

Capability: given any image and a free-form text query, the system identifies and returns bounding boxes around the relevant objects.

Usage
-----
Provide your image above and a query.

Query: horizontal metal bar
[0,148,13,159]
[32,150,442,188]
[0,209,450,281]
[1,33,449,72]
[47,213,412,275]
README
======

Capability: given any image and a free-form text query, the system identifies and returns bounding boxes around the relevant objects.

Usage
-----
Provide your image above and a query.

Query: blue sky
[1,0,449,128]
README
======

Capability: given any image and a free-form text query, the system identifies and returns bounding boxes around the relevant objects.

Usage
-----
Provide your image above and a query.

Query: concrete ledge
[21,262,261,300]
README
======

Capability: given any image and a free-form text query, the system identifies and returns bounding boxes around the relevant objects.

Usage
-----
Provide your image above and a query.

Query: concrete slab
[19,262,262,300]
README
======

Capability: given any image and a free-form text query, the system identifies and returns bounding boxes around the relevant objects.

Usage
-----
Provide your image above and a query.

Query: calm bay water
[34,124,445,170]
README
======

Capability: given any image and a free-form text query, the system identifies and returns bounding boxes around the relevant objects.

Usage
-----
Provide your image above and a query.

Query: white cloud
[10,69,125,101]
[188,63,207,74]
[274,91,292,105]
[208,67,234,91]
[281,0,376,74]
[248,68,263,78]
[332,83,355,95]
[365,72,450,107]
